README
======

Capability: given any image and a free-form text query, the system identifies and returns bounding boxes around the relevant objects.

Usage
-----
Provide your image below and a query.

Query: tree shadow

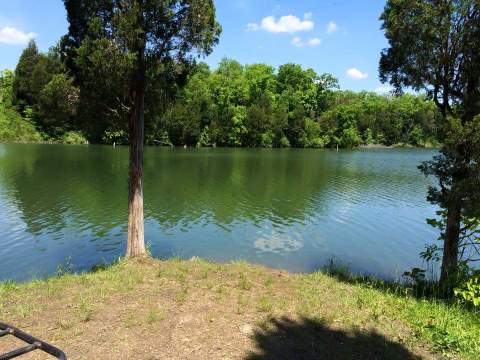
[247,316,422,360]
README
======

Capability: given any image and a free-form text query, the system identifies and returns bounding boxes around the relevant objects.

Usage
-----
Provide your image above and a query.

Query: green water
[0,144,438,281]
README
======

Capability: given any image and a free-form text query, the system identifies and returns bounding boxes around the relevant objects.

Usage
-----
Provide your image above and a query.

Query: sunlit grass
[0,257,478,359]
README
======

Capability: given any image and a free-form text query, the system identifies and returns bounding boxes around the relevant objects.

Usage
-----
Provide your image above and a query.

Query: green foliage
[155,61,437,149]
[381,0,480,290]
[73,34,134,142]
[0,104,43,142]
[363,128,374,144]
[0,70,14,107]
[197,126,212,147]
[228,105,247,146]
[60,131,88,145]
[455,273,480,307]
[13,40,40,108]
[420,116,480,227]
[37,74,80,137]
[341,125,361,148]
[63,0,222,146]
[2,4,443,148]
[301,118,328,148]
[0,70,43,142]
[409,210,480,298]
[402,267,426,285]
[380,0,480,118]
[102,129,128,145]
[260,130,275,148]
[409,124,424,146]
[278,135,290,148]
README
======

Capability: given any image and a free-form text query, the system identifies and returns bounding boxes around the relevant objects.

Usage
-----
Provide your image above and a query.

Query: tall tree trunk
[439,202,461,289]
[126,56,146,258]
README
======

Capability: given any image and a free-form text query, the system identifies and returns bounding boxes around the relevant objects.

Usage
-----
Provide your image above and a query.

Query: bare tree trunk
[126,58,146,258]
[439,203,461,289]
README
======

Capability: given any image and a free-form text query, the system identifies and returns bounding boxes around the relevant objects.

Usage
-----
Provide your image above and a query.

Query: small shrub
[78,296,93,322]
[261,131,274,148]
[278,135,290,148]
[324,258,352,281]
[402,267,426,286]
[454,272,480,307]
[258,296,273,313]
[60,131,88,144]
[264,276,274,287]
[197,126,212,147]
[147,308,163,324]
[176,286,188,303]
[102,129,127,144]
[238,273,252,291]
[16,303,32,318]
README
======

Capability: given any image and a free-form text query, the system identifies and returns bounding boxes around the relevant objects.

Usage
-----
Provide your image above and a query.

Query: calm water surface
[0,144,439,281]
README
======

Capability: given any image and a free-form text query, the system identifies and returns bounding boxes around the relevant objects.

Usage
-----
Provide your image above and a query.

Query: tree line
[1,41,441,148]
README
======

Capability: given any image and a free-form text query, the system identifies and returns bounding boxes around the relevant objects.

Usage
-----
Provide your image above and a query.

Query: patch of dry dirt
[0,258,441,359]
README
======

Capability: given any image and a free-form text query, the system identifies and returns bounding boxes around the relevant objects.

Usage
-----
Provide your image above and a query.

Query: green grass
[146,307,164,324]
[0,258,478,359]
[313,262,480,359]
[77,294,94,322]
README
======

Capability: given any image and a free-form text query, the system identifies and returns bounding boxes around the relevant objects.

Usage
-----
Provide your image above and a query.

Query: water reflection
[0,144,438,281]
[254,231,304,254]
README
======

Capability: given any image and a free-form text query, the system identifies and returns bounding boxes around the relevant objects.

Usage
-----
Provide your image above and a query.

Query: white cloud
[326,21,339,34]
[291,37,322,48]
[254,232,304,254]
[247,14,314,33]
[346,68,368,80]
[246,23,259,31]
[291,37,303,47]
[0,26,37,45]
[307,38,322,46]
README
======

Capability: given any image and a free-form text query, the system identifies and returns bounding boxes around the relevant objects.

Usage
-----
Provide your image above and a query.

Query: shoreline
[0,257,478,359]
[0,140,440,150]
[359,143,441,149]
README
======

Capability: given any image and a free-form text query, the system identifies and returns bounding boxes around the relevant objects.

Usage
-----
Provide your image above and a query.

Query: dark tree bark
[126,50,146,258]
[440,203,461,288]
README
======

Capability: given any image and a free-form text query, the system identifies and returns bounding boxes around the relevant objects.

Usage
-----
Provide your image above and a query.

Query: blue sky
[0,0,390,92]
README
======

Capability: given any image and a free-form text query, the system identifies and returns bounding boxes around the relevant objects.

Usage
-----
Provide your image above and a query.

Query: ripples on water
[0,144,439,281]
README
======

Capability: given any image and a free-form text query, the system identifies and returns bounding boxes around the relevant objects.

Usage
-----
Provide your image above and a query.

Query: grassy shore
[0,258,478,359]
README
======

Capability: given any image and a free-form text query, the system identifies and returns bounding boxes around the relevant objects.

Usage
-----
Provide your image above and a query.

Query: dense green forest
[0,40,441,148]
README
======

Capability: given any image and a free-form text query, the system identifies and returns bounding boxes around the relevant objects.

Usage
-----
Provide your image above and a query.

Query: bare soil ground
[0,258,448,359]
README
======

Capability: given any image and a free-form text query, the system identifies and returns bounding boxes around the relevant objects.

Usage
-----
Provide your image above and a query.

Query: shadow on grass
[322,260,455,304]
[247,317,421,360]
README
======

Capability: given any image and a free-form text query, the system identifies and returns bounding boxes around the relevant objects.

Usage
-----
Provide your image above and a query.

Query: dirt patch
[0,258,442,359]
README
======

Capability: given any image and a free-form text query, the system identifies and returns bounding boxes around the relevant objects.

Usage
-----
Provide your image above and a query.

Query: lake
[0,144,439,281]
